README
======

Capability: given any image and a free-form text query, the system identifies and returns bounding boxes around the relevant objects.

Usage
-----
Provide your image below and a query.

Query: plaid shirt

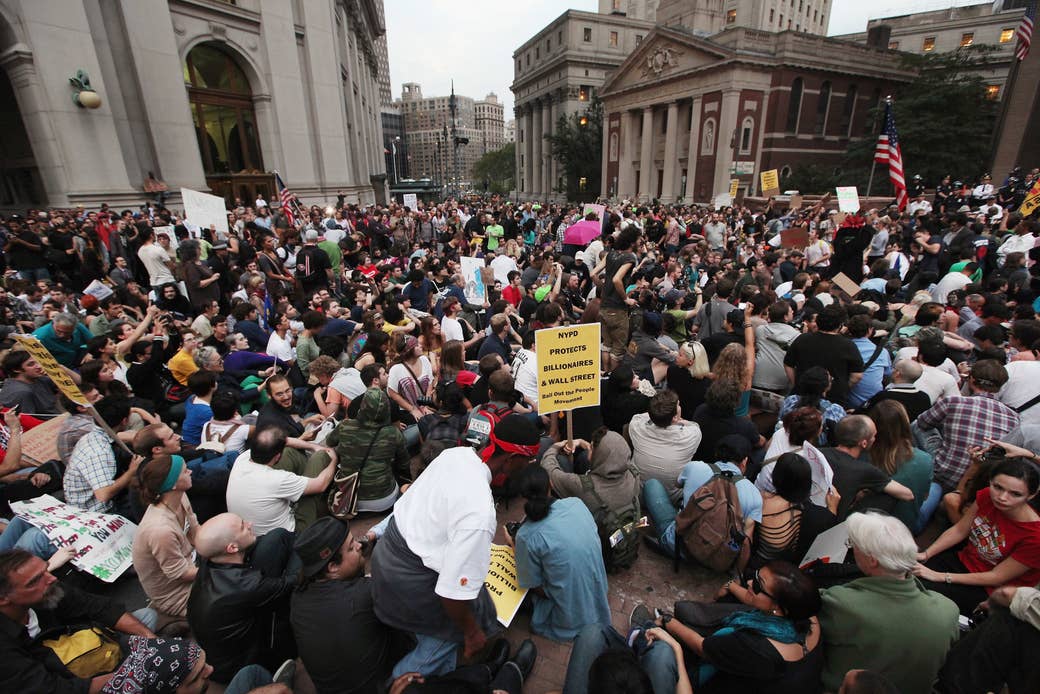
[57,414,99,465]
[917,392,1020,490]
[64,426,117,512]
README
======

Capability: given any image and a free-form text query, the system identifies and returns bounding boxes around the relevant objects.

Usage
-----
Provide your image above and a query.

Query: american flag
[275,172,296,228]
[1016,1,1036,62]
[874,99,907,210]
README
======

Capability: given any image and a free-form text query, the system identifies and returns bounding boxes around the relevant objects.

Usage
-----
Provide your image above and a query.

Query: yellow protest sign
[760,169,780,197]
[12,335,88,405]
[1020,178,1040,217]
[485,544,529,627]
[729,179,739,198]
[535,323,601,414]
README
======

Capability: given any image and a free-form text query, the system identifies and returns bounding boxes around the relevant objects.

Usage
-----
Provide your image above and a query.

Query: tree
[472,143,516,195]
[845,47,1000,192]
[547,98,603,202]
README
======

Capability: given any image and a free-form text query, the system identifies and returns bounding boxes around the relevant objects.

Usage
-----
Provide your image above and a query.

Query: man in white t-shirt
[226,426,336,536]
[930,264,975,305]
[510,331,539,409]
[136,228,176,289]
[440,296,466,343]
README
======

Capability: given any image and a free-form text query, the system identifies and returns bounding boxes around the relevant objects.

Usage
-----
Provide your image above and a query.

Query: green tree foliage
[845,47,1000,192]
[547,98,603,202]
[472,143,516,195]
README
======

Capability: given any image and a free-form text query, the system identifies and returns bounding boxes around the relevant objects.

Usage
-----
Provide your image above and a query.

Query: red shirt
[959,487,1040,590]
[502,285,522,307]
[0,413,44,465]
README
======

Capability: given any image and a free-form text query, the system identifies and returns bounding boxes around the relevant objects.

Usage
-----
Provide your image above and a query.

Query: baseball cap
[294,517,350,578]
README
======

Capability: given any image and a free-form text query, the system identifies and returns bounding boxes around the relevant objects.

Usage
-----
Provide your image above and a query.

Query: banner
[836,186,861,213]
[779,226,810,248]
[459,256,486,305]
[535,323,601,414]
[582,203,606,221]
[11,495,137,582]
[12,335,88,406]
[180,187,229,235]
[1020,178,1040,217]
[728,179,739,198]
[760,169,780,197]
[485,544,529,628]
[403,193,417,209]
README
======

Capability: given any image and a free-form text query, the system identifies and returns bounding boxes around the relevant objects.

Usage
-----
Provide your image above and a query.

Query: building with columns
[598,24,912,203]
[0,0,388,211]
[475,93,505,154]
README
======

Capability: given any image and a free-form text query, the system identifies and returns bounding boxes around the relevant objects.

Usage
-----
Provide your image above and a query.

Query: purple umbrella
[563,220,603,246]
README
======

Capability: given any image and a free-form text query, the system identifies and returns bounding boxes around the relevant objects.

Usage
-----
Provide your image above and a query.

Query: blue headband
[158,455,185,494]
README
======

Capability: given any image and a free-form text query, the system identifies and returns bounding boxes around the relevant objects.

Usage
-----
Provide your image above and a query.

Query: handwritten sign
[20,413,68,465]
[535,324,601,414]
[582,203,606,221]
[181,187,229,235]
[13,335,88,406]
[460,256,486,305]
[485,544,529,627]
[760,169,780,197]
[836,186,861,213]
[780,226,810,248]
[11,495,137,582]
[831,271,862,298]
[403,193,417,209]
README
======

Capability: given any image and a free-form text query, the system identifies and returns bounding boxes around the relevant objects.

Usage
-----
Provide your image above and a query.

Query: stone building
[475,93,505,155]
[505,119,516,144]
[833,1,1028,101]
[0,0,390,211]
[397,82,482,190]
[598,24,913,202]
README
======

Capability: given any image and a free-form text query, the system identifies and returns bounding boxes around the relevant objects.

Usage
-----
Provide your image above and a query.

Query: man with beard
[0,548,155,692]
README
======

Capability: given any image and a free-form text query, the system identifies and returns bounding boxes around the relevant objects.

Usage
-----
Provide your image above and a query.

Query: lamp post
[391,136,401,185]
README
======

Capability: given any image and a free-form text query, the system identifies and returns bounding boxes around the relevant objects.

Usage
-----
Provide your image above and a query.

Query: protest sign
[729,179,740,198]
[403,193,417,209]
[180,187,229,235]
[82,280,113,302]
[799,522,849,569]
[20,413,68,465]
[713,192,732,210]
[11,495,137,582]
[836,186,861,213]
[12,335,88,406]
[831,271,861,298]
[485,544,529,627]
[790,193,804,209]
[535,323,601,414]
[1020,178,1040,217]
[760,169,780,197]
[779,226,810,248]
[459,256,486,304]
[582,203,606,221]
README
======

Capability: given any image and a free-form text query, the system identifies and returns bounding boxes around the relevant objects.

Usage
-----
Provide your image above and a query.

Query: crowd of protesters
[0,164,1037,693]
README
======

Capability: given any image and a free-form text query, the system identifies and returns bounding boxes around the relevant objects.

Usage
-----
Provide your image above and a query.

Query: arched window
[840,84,857,136]
[815,81,830,135]
[739,116,754,154]
[780,165,792,179]
[786,78,803,133]
[184,44,266,202]
[701,118,716,156]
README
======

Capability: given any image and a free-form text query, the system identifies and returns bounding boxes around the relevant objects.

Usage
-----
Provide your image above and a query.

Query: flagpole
[866,96,890,200]
[866,161,876,199]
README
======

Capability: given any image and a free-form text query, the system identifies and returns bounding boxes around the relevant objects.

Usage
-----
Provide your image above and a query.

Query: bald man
[187,513,298,684]
[855,359,932,422]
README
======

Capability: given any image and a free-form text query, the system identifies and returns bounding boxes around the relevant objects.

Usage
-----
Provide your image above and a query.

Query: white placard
[82,280,113,301]
[181,187,230,235]
[402,193,418,209]
[460,256,486,305]
[799,521,849,569]
[836,186,861,213]
[713,192,733,209]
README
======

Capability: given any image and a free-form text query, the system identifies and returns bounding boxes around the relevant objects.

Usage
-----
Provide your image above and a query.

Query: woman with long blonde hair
[668,341,711,415]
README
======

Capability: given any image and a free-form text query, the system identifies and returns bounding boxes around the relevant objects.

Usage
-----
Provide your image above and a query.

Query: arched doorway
[183,43,270,206]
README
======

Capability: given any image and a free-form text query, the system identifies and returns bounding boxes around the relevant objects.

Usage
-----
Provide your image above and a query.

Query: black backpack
[580,469,641,572]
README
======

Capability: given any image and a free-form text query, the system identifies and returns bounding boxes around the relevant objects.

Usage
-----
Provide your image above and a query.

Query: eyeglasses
[751,569,774,599]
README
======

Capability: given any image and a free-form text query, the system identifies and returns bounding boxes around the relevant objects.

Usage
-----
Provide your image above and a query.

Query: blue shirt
[33,321,92,367]
[401,279,436,312]
[663,460,763,550]
[181,396,212,446]
[515,498,611,642]
[848,337,891,408]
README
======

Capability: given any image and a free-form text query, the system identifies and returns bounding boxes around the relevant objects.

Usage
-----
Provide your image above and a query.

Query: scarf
[696,610,801,685]
[102,636,202,693]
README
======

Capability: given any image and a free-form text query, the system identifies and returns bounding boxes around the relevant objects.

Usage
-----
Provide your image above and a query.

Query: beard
[38,583,65,610]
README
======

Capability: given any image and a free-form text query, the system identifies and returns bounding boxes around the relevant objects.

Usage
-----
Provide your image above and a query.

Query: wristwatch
[660,613,673,627]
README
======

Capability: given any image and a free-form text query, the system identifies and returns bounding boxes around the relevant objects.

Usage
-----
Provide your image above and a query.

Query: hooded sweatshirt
[540,431,640,518]
[325,387,409,500]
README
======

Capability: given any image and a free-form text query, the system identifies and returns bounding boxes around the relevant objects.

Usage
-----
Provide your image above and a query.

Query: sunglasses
[751,569,774,599]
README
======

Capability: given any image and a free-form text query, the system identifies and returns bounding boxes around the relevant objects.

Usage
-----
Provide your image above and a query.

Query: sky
[384,0,992,118]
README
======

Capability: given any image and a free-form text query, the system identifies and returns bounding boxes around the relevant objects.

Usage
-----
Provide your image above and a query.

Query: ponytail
[517,465,552,522]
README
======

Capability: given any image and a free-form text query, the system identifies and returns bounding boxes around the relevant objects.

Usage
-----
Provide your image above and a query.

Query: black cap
[294,517,350,578]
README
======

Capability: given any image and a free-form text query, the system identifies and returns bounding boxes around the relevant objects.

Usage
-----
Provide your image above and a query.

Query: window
[815,81,831,134]
[516,60,521,72]
[986,84,1000,100]
[786,77,803,133]
[525,54,530,67]
[865,87,881,135]
[579,85,590,101]
[547,39,551,50]
[612,0,622,10]
[779,14,784,27]
[840,84,857,135]
[1000,28,1014,43]
[583,27,592,42]
[739,117,754,154]
[770,9,775,22]
[780,165,792,179]
[610,31,619,46]
[636,34,643,44]
[960,32,974,47]
[922,36,935,52]
[726,9,737,24]
[535,47,539,59]
[888,41,900,50]
[799,0,803,10]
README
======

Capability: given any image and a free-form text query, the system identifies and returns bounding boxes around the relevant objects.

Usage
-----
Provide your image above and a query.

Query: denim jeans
[562,623,678,694]
[16,268,50,282]
[392,632,458,678]
[225,664,274,694]
[915,481,944,534]
[0,517,56,559]
[642,479,678,555]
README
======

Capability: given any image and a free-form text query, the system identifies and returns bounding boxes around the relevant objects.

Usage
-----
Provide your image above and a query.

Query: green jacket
[325,388,408,500]
[819,575,959,693]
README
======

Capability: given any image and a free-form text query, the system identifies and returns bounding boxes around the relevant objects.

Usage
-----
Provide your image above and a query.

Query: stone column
[637,106,654,202]
[661,101,680,203]
[541,100,552,197]
[617,110,638,199]
[513,106,523,198]
[523,105,535,198]
[549,93,560,198]
[531,100,543,199]
[712,90,741,200]
[600,108,610,199]
[686,96,702,203]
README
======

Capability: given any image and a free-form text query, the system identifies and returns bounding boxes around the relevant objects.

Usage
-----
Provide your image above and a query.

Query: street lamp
[391,136,401,185]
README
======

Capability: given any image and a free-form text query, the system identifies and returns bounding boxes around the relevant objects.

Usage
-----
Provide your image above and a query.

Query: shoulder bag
[327,424,386,520]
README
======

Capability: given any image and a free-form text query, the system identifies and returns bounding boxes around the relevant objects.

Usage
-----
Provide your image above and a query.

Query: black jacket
[186,559,295,683]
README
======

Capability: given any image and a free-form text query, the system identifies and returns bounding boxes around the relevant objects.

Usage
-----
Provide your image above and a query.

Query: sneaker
[629,603,653,631]
[273,659,295,687]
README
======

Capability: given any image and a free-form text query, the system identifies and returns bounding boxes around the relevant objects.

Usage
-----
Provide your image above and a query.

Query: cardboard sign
[800,521,849,569]
[460,256,486,304]
[12,336,88,406]
[582,203,606,221]
[729,179,740,198]
[836,186,861,213]
[403,193,418,209]
[831,271,862,298]
[485,544,529,627]
[780,226,810,248]
[20,413,68,465]
[790,194,804,210]
[1020,178,1040,217]
[11,495,137,582]
[713,193,733,210]
[760,169,780,197]
[535,323,601,414]
[180,187,229,235]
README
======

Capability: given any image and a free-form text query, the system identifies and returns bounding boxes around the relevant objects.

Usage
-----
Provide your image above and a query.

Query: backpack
[674,463,748,573]
[580,470,641,572]
[423,413,464,445]
[463,402,511,452]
